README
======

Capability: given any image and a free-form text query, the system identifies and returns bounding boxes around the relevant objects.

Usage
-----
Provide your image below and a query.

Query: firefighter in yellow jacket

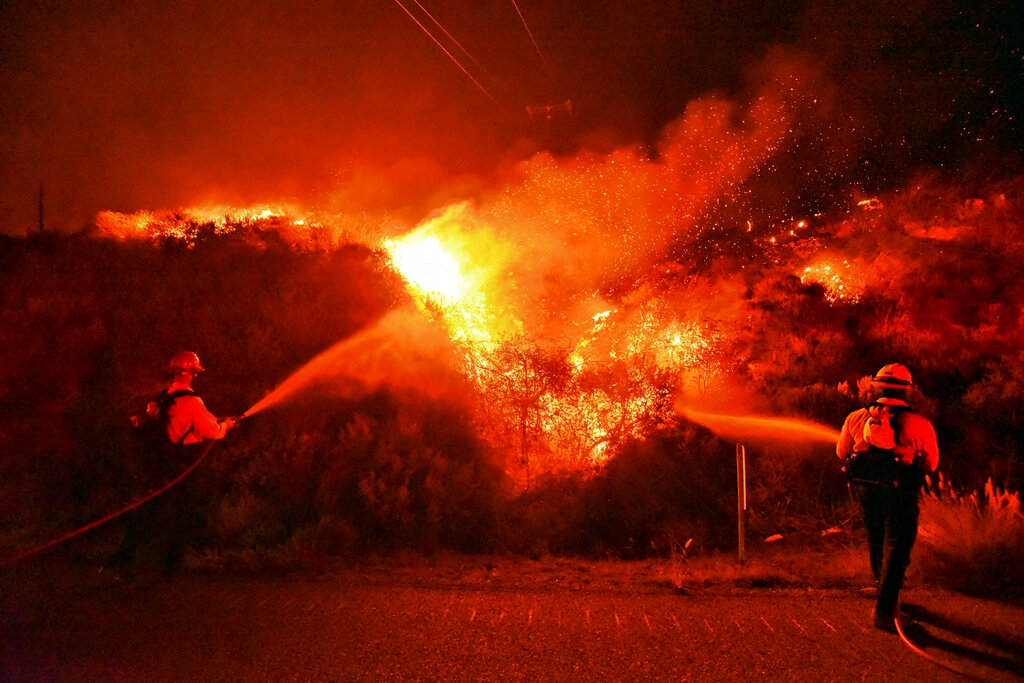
[108,351,235,577]
[837,363,938,631]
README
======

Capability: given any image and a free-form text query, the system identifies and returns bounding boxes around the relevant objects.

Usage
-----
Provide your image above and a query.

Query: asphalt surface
[2,559,1023,682]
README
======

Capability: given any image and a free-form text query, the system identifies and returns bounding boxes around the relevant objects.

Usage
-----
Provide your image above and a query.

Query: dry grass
[187,532,878,596]
[917,475,1024,596]
[188,478,1024,601]
[655,538,870,592]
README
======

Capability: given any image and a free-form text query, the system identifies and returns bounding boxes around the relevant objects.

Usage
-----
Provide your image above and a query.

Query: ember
[800,257,867,303]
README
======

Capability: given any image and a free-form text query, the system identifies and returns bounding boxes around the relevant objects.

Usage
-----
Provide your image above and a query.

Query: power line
[391,0,506,111]
[509,0,551,80]
[412,0,503,91]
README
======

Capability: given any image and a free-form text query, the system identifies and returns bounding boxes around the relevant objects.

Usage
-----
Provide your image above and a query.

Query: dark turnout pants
[857,483,920,616]
[109,444,208,573]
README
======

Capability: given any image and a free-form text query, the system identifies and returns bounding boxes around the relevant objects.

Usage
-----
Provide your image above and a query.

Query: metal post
[736,443,747,565]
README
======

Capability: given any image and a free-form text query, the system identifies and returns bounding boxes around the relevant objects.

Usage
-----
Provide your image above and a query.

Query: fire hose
[0,414,248,567]
[843,475,987,679]
[0,409,1000,682]
[895,608,989,682]
[839,462,983,678]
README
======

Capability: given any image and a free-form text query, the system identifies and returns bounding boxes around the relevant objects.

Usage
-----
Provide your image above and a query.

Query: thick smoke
[364,52,839,346]
[3,1,1018,234]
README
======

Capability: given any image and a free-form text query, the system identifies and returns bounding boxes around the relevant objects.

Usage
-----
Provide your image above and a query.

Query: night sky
[1,0,1021,234]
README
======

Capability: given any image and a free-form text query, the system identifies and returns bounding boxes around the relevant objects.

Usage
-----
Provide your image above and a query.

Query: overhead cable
[509,0,551,80]
[392,0,505,111]
[412,0,503,90]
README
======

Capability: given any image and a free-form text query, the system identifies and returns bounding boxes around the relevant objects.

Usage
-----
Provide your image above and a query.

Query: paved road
[2,560,1022,681]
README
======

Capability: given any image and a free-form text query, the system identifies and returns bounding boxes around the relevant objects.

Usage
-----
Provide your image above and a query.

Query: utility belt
[844,446,922,491]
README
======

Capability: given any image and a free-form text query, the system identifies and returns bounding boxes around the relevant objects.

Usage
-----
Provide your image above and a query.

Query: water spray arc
[679,408,840,444]
[0,316,402,566]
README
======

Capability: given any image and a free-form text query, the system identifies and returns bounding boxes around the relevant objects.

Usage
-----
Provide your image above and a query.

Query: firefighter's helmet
[169,350,205,374]
[871,363,913,390]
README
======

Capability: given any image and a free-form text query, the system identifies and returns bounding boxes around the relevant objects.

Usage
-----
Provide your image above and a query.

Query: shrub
[916,475,1024,596]
[498,474,586,556]
[310,391,510,553]
[573,423,736,557]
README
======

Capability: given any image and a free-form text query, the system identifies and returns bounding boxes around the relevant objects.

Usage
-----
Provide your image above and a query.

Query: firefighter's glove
[221,417,237,432]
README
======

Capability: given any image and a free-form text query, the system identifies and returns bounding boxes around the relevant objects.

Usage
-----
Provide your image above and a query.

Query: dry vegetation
[917,476,1024,596]
[1,176,1023,597]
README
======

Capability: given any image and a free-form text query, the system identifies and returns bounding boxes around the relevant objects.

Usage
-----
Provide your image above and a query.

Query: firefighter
[161,351,236,445]
[107,351,236,577]
[837,363,939,631]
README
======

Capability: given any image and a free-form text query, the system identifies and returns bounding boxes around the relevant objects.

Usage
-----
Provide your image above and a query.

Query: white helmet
[169,350,205,375]
[871,363,913,390]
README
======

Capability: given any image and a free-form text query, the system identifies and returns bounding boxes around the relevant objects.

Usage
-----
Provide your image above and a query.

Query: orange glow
[384,234,467,301]
[800,256,867,303]
[380,216,728,473]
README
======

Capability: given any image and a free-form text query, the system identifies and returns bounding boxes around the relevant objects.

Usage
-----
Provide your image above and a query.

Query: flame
[380,218,729,472]
[800,256,867,303]
[96,205,298,240]
[94,204,375,249]
[384,234,466,301]
[380,215,504,348]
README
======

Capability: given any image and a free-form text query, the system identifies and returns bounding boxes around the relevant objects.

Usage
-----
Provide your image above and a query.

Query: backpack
[129,389,196,478]
[863,403,896,449]
[845,403,905,488]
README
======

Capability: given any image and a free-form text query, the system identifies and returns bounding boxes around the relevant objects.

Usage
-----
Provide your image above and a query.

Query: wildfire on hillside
[95,169,1024,475]
[89,170,1024,484]
[378,213,695,471]
[96,190,741,478]
[88,47,1023,483]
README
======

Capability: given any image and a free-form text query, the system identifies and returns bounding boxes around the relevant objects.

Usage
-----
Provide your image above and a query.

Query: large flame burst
[382,232,494,347]
[382,215,723,477]
[97,202,733,478]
